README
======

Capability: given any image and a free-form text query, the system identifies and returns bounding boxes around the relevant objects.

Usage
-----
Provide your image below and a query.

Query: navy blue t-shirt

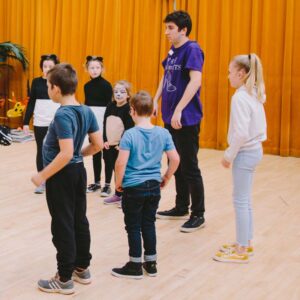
[43,105,99,167]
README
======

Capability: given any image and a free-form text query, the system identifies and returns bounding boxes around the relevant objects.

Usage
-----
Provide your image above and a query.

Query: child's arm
[31,138,74,187]
[81,130,103,157]
[115,149,130,192]
[161,149,180,188]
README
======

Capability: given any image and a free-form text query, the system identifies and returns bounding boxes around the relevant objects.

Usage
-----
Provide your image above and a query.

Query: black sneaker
[86,183,101,193]
[143,261,157,277]
[156,207,189,220]
[100,185,112,197]
[111,262,143,279]
[180,215,205,233]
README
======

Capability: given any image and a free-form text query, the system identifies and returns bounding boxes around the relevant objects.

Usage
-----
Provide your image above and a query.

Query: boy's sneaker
[156,207,189,220]
[34,183,45,194]
[104,194,122,205]
[220,243,254,256]
[180,215,205,233]
[72,268,92,284]
[213,250,249,264]
[86,183,101,193]
[100,185,112,197]
[37,274,74,295]
[111,262,143,279]
[143,261,157,277]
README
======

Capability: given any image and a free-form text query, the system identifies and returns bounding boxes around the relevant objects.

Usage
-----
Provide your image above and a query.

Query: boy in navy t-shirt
[31,64,103,294]
[111,91,179,279]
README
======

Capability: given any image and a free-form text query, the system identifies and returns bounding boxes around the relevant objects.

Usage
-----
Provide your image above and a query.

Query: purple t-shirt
[161,40,204,126]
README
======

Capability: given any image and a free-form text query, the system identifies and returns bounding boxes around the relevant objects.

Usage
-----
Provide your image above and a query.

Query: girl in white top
[213,53,267,264]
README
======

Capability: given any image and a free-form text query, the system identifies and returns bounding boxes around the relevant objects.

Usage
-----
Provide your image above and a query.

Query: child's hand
[116,183,123,192]
[31,173,45,187]
[160,175,171,189]
[221,158,231,168]
[104,142,110,149]
[115,145,119,150]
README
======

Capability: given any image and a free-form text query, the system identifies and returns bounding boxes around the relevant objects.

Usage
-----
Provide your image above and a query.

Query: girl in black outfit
[84,56,113,193]
[23,54,60,194]
[103,80,134,204]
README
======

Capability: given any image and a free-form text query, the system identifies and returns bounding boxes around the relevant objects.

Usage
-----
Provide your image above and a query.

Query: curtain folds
[0,0,299,156]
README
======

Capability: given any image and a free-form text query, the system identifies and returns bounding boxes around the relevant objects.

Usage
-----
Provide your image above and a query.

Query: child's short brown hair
[130,91,153,117]
[47,63,78,96]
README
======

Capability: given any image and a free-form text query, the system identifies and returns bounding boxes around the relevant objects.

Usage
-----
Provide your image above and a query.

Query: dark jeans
[165,124,205,217]
[122,180,161,260]
[46,162,92,280]
[103,146,122,196]
[34,126,48,172]
[92,150,102,183]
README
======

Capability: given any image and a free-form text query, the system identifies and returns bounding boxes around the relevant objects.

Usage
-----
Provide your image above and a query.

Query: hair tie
[248,54,251,60]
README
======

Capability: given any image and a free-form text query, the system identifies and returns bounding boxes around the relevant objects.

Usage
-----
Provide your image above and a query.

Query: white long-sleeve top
[224,85,267,163]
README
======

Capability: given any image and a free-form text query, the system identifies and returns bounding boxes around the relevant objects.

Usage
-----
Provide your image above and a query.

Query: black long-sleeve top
[23,77,49,125]
[84,76,113,107]
[103,101,134,144]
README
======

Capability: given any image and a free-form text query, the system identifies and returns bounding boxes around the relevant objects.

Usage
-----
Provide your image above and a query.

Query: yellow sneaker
[220,243,254,256]
[213,250,249,264]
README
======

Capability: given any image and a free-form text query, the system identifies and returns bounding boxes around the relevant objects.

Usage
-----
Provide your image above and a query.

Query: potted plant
[0,41,29,125]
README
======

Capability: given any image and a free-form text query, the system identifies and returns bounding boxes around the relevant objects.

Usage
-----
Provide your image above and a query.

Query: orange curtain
[1,0,299,156]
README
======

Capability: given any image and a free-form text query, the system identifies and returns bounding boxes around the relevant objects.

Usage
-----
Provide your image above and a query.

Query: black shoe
[86,183,101,193]
[111,262,143,279]
[156,207,189,220]
[180,215,205,233]
[143,261,157,277]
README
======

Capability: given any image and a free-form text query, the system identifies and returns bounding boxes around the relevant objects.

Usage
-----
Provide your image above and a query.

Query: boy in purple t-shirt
[154,10,205,232]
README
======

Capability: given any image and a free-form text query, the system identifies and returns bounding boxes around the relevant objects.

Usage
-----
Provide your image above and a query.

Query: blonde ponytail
[232,53,266,103]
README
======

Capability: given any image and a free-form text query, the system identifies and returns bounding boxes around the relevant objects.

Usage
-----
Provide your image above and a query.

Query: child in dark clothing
[31,63,103,295]
[102,80,134,205]
[84,55,113,194]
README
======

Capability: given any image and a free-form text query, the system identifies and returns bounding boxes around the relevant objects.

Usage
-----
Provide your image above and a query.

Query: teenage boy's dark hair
[164,10,192,36]
[130,91,153,117]
[47,63,78,95]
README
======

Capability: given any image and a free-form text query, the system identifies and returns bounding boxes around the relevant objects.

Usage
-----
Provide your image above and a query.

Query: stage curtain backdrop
[1,0,299,156]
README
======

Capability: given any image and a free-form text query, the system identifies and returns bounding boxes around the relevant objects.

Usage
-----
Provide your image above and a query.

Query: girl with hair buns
[23,54,60,194]
[84,56,113,194]
[213,53,267,264]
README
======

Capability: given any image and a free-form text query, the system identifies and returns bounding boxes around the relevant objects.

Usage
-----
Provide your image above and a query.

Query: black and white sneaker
[143,261,157,277]
[156,207,189,220]
[180,215,205,233]
[86,183,101,193]
[111,262,143,279]
[100,185,112,197]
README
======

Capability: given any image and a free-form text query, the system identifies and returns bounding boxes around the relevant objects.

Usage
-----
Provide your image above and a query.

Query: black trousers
[165,124,205,216]
[34,126,48,172]
[92,150,102,183]
[46,162,92,280]
[103,146,122,196]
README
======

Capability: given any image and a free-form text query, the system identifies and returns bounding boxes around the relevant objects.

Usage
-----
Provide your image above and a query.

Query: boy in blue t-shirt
[111,91,179,279]
[31,64,103,294]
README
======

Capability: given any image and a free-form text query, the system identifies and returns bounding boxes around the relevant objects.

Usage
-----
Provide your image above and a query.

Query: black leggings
[92,151,102,183]
[34,126,48,172]
[103,146,122,196]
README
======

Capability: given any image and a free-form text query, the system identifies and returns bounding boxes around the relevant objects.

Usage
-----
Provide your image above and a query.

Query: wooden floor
[0,141,300,300]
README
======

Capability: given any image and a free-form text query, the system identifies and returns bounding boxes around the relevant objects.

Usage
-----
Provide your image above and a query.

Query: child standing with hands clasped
[102,80,134,204]
[111,91,179,279]
[213,53,267,264]
[31,64,103,294]
[84,56,113,194]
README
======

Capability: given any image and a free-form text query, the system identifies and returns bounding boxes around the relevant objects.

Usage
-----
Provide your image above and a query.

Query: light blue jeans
[232,147,263,246]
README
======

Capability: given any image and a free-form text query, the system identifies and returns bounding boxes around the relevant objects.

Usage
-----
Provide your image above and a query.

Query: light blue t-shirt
[119,126,175,188]
[43,105,99,167]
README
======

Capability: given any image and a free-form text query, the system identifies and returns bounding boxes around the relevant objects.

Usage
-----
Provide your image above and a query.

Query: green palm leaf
[0,41,29,70]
